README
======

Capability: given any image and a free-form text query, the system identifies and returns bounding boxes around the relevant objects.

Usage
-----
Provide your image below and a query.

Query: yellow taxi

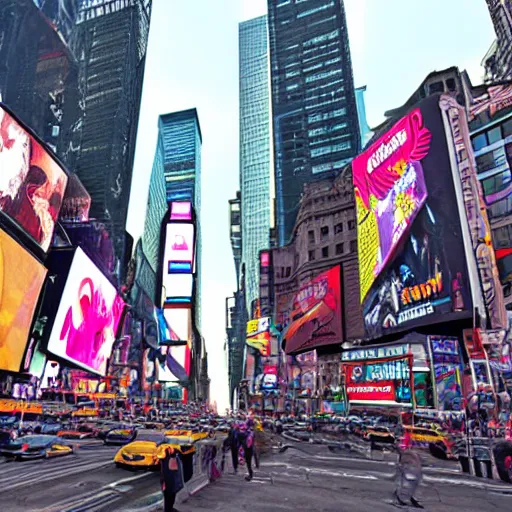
[114,431,197,469]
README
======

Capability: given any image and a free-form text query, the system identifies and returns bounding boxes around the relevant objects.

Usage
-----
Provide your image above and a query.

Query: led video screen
[353,108,430,302]
[164,223,194,273]
[0,106,68,252]
[163,274,193,306]
[358,96,473,339]
[246,317,271,356]
[280,265,342,355]
[0,229,47,372]
[46,248,125,376]
[170,201,192,221]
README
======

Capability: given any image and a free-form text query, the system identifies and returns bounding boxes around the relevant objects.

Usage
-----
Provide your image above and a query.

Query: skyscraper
[60,0,152,278]
[142,125,168,275]
[267,0,360,245]
[483,0,512,81]
[239,15,273,314]
[158,109,202,330]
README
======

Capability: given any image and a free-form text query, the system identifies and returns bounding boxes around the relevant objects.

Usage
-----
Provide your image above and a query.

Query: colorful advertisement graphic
[361,97,472,339]
[0,230,47,372]
[246,317,271,356]
[353,109,431,302]
[0,106,68,252]
[281,265,342,354]
[170,201,192,222]
[164,223,194,273]
[343,356,412,404]
[430,336,463,411]
[47,248,125,376]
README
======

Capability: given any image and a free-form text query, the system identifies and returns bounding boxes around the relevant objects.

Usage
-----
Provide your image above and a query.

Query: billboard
[281,265,342,355]
[246,317,271,356]
[170,201,192,221]
[359,96,473,339]
[353,108,431,301]
[0,105,68,252]
[343,355,412,404]
[164,223,194,273]
[46,248,125,376]
[0,229,47,372]
[163,274,193,306]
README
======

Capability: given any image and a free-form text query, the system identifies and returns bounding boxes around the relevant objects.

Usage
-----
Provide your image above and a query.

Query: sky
[126,0,496,413]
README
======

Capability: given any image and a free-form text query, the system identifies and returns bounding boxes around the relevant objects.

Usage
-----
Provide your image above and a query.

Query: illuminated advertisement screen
[164,223,194,273]
[170,201,192,221]
[0,229,47,372]
[46,248,125,376]
[163,274,193,306]
[0,105,68,252]
[163,308,190,342]
[360,96,472,339]
[343,356,412,404]
[353,108,430,302]
[246,317,271,356]
[281,265,342,355]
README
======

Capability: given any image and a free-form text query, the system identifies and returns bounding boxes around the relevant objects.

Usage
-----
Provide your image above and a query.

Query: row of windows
[311,157,351,174]
[303,29,339,47]
[308,240,357,261]
[305,68,342,83]
[308,122,348,137]
[297,1,335,19]
[308,221,355,243]
[472,117,512,152]
[310,141,351,157]
[308,108,346,123]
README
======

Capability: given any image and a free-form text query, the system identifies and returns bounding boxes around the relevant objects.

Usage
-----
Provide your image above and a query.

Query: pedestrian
[157,445,184,512]
[239,420,255,481]
[223,421,240,474]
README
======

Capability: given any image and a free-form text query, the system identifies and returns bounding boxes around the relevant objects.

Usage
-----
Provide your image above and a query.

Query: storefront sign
[342,344,408,361]
[345,382,396,402]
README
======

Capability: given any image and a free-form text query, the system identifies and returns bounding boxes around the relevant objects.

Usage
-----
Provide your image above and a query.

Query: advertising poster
[430,336,463,411]
[281,265,342,354]
[46,248,125,376]
[164,223,194,273]
[170,201,192,221]
[353,108,431,302]
[246,317,270,356]
[0,106,68,252]
[343,355,412,404]
[361,97,472,339]
[0,230,47,372]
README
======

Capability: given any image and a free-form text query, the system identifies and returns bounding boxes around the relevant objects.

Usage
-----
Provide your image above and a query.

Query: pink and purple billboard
[353,109,431,302]
[46,248,125,376]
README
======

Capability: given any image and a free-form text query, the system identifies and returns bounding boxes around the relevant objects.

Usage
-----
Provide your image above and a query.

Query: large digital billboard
[359,96,473,339]
[0,105,68,252]
[353,109,431,302]
[281,265,342,355]
[164,223,194,274]
[0,229,47,372]
[246,317,271,356]
[46,248,125,376]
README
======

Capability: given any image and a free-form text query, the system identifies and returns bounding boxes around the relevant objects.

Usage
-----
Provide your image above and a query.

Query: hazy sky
[126,0,496,412]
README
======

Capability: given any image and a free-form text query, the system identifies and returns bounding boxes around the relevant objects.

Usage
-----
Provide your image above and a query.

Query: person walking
[223,421,240,474]
[240,420,255,481]
[157,445,184,512]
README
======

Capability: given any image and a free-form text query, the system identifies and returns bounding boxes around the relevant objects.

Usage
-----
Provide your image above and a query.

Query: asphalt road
[2,435,512,511]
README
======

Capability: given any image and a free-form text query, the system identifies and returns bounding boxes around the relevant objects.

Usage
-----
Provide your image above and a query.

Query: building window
[446,78,457,91]
[335,243,343,255]
[308,230,315,244]
[308,250,316,261]
[428,81,444,94]
[348,219,355,230]
[320,226,329,239]
[502,118,512,139]
[487,126,502,145]
[472,133,488,152]
[322,246,329,258]
[285,266,292,278]
[334,222,343,234]
[350,240,357,253]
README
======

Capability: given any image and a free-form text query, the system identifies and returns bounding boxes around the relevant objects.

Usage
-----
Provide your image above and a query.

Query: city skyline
[126,0,495,412]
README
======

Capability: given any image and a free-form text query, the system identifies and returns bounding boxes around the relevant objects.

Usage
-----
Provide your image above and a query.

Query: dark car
[104,427,138,446]
[0,435,74,460]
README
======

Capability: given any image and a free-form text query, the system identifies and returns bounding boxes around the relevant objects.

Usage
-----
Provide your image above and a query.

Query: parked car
[0,435,74,460]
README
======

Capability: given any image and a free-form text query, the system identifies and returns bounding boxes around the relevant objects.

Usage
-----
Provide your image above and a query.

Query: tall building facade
[59,0,151,279]
[158,109,202,330]
[142,125,168,275]
[267,0,360,245]
[239,15,273,314]
[483,0,512,81]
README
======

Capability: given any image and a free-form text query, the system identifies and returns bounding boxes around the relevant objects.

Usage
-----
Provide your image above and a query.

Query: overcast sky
[126,0,496,412]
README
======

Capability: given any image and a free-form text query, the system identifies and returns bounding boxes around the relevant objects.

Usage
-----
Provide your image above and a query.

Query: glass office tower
[158,108,202,330]
[267,0,360,245]
[239,15,272,314]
